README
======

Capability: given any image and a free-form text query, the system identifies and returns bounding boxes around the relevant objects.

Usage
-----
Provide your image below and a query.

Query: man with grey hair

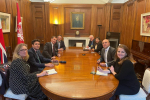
[57,35,66,50]
[86,35,95,49]
[97,39,116,67]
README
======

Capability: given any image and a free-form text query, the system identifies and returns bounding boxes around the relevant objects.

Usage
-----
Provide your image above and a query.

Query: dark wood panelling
[0,0,33,60]
[110,4,122,33]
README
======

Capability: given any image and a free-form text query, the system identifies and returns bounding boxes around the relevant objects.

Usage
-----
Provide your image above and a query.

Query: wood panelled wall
[120,0,150,49]
[47,3,122,42]
[0,0,33,52]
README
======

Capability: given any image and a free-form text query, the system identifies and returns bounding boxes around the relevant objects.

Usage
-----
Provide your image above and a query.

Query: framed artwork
[70,12,85,29]
[140,12,150,36]
[15,16,23,32]
[0,12,10,33]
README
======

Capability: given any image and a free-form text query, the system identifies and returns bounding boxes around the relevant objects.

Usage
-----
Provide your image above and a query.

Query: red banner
[16,2,24,44]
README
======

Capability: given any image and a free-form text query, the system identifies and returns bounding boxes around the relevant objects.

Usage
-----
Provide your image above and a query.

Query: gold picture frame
[0,12,10,33]
[70,12,85,29]
[140,12,150,36]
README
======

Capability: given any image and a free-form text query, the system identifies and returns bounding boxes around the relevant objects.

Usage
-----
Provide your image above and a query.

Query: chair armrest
[146,93,150,100]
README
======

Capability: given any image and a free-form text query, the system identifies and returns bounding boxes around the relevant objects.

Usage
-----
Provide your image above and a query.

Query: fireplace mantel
[64,37,90,47]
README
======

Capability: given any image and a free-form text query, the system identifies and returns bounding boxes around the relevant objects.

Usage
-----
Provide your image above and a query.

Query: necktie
[36,51,41,63]
[58,42,60,49]
[104,49,107,63]
[91,41,93,47]
[53,45,55,56]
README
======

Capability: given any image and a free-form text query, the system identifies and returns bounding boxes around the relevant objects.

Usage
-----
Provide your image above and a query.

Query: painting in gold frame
[70,12,85,29]
[0,12,10,33]
[140,12,150,36]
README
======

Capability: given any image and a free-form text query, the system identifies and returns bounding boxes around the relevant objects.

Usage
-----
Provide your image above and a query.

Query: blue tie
[36,51,41,63]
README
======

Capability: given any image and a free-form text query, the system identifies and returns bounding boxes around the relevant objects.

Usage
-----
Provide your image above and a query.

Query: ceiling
[30,0,129,4]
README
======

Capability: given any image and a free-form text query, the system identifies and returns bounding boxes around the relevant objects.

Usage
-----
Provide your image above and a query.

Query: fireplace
[64,37,90,47]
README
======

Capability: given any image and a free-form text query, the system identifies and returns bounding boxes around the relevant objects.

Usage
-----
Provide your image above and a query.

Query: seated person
[86,35,95,49]
[109,44,140,100]
[28,39,54,73]
[42,36,60,59]
[57,35,66,50]
[9,43,48,99]
[97,39,116,67]
[92,37,103,53]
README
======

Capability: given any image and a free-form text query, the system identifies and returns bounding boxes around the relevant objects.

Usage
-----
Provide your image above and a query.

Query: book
[96,70,108,76]
[46,69,57,75]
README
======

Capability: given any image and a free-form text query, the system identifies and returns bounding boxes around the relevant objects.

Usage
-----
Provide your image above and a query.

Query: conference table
[39,47,119,100]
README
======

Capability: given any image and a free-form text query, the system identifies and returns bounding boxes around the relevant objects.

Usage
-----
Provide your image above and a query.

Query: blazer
[57,40,66,50]
[42,42,58,59]
[98,46,116,67]
[28,47,51,73]
[94,41,103,53]
[88,39,96,49]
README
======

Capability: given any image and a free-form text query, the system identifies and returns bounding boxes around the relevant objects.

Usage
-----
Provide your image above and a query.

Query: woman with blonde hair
[109,44,140,100]
[9,43,48,99]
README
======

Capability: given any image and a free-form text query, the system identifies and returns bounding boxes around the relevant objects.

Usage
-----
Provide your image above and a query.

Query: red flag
[16,2,24,44]
[0,19,7,64]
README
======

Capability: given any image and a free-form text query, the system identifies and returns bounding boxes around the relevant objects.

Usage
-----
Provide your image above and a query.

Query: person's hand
[45,63,54,67]
[57,54,61,57]
[97,66,103,72]
[51,56,56,59]
[100,63,106,67]
[110,65,114,73]
[37,71,48,77]
[86,46,89,48]
[97,60,100,63]
[91,48,94,51]
[58,48,63,51]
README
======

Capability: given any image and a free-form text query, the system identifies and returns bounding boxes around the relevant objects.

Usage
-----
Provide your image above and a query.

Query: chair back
[142,68,150,93]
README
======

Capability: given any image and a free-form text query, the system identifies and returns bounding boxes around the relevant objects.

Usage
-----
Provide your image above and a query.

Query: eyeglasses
[20,49,28,52]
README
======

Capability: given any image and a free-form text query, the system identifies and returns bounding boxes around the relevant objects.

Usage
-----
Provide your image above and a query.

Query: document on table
[46,69,57,75]
[96,70,108,76]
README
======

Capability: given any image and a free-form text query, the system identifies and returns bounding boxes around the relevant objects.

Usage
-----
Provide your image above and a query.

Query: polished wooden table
[39,47,119,100]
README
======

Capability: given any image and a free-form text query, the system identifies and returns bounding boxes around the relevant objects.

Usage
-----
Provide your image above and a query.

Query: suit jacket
[28,47,51,73]
[57,40,66,50]
[98,46,116,67]
[42,42,58,59]
[88,39,95,49]
[94,41,103,53]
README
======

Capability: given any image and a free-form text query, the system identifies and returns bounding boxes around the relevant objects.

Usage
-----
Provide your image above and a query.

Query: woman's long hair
[12,43,29,61]
[115,44,133,64]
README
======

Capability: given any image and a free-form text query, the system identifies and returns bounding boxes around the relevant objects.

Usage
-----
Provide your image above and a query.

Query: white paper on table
[96,70,108,76]
[46,69,57,75]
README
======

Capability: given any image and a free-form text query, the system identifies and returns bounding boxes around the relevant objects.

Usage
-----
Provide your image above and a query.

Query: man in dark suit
[42,36,60,59]
[28,39,54,73]
[97,39,116,67]
[86,35,95,49]
[57,35,66,50]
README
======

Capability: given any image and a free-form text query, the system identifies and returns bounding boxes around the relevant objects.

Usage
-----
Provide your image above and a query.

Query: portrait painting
[0,12,10,33]
[70,12,85,29]
[140,12,150,36]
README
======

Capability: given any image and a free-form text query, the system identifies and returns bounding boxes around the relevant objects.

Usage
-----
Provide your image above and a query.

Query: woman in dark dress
[92,37,103,53]
[109,44,140,99]
[9,43,48,99]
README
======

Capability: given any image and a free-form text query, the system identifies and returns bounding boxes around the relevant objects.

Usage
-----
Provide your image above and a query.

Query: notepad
[96,70,108,76]
[46,69,57,75]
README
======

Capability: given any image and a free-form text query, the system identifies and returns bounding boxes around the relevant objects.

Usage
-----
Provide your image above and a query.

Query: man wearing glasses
[28,39,54,73]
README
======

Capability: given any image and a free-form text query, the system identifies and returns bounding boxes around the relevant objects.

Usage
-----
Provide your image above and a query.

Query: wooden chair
[120,68,150,100]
